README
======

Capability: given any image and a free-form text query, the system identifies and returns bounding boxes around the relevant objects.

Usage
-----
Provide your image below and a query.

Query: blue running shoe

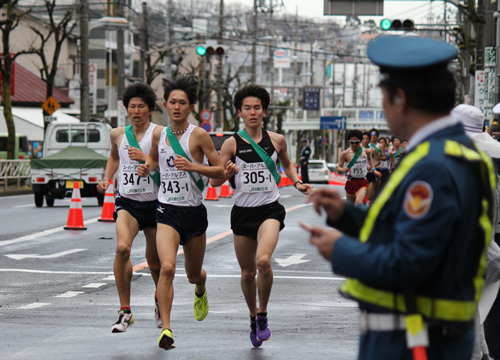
[250,320,263,347]
[256,315,272,341]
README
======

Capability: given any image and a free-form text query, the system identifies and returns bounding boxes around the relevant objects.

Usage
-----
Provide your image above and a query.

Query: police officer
[303,35,496,360]
[299,138,311,184]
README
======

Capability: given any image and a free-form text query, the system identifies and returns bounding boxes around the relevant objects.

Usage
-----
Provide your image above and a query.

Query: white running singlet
[347,148,368,179]
[118,123,159,201]
[157,124,208,207]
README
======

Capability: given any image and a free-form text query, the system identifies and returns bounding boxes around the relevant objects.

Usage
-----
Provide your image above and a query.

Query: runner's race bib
[240,162,274,193]
[121,164,155,194]
[349,157,368,178]
[159,171,192,203]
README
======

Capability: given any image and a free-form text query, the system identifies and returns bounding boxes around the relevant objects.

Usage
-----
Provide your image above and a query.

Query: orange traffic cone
[98,179,116,222]
[205,183,219,201]
[64,182,87,230]
[219,180,231,198]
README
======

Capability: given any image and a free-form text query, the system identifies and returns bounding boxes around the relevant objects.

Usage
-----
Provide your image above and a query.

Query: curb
[0,189,32,197]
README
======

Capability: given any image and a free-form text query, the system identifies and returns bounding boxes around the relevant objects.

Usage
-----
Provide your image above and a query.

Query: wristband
[293,180,303,189]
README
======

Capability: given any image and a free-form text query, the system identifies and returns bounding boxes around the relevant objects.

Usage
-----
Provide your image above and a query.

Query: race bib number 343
[122,164,154,194]
[240,163,274,193]
[160,171,191,203]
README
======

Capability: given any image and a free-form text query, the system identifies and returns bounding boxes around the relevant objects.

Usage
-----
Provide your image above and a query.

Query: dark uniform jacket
[327,122,495,360]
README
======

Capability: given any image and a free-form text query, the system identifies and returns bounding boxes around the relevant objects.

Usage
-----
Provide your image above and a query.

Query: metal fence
[0,160,31,189]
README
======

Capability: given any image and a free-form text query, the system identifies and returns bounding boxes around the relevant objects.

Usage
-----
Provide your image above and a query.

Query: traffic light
[196,45,226,57]
[124,47,134,78]
[380,19,415,31]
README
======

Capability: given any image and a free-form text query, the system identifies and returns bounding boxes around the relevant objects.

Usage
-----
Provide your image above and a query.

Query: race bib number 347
[240,163,274,193]
[122,164,154,194]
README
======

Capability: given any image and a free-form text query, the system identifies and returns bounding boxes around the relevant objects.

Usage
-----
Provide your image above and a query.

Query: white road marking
[0,217,100,247]
[5,248,87,260]
[18,303,51,310]
[211,205,233,207]
[82,283,107,288]
[102,275,115,281]
[0,268,345,281]
[275,254,311,267]
[13,204,34,208]
[55,291,84,298]
[281,195,292,198]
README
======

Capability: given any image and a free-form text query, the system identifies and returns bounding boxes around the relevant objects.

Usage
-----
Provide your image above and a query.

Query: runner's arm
[273,133,312,194]
[211,137,238,187]
[337,151,348,173]
[137,126,161,177]
[97,128,121,193]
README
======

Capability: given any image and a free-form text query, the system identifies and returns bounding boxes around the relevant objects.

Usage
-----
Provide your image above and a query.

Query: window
[55,129,100,143]
[19,136,29,152]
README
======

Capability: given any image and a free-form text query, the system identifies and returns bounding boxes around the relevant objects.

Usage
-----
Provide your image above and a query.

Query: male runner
[366,128,381,202]
[137,75,225,350]
[390,135,404,169]
[211,84,312,347]
[97,82,161,333]
[377,137,391,190]
[337,130,374,205]
[362,131,380,191]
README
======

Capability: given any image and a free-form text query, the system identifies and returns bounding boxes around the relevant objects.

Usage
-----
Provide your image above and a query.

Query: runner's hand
[225,160,239,178]
[306,188,345,222]
[97,180,109,194]
[300,222,343,261]
[374,170,382,179]
[137,163,150,177]
[296,182,313,195]
[174,155,195,171]
[128,146,147,162]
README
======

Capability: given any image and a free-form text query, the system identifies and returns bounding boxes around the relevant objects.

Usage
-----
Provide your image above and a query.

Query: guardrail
[0,159,31,189]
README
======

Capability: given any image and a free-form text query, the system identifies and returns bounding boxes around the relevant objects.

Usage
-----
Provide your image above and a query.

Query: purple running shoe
[250,320,263,347]
[256,315,272,341]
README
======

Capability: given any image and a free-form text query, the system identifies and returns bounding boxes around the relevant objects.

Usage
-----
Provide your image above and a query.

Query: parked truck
[31,122,112,207]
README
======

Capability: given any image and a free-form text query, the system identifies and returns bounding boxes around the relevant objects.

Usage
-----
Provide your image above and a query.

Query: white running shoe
[111,310,134,333]
[155,299,162,328]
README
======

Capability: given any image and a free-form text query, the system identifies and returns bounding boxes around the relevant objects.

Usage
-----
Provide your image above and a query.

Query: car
[208,131,233,153]
[306,159,331,184]
[327,163,338,173]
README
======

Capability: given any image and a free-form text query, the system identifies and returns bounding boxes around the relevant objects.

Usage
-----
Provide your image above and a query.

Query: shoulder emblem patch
[403,181,433,219]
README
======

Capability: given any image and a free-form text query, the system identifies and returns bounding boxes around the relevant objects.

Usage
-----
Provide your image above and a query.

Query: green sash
[394,148,403,157]
[238,129,281,185]
[166,126,205,192]
[369,143,382,156]
[124,125,161,185]
[346,147,362,170]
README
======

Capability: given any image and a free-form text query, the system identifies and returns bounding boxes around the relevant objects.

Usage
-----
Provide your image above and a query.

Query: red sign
[201,109,212,122]
[0,53,16,97]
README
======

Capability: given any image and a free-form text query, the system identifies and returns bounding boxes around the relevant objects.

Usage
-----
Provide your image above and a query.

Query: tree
[222,63,249,131]
[28,0,77,134]
[0,0,30,159]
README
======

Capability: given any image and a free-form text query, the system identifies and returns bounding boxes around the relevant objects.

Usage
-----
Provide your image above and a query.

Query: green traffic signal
[196,46,207,56]
[380,19,391,30]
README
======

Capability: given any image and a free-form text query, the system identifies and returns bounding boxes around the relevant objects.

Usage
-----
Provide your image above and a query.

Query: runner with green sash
[346,147,363,170]
[166,126,206,192]
[125,124,161,185]
[237,129,281,185]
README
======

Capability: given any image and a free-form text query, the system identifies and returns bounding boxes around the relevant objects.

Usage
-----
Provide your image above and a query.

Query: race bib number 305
[122,164,154,194]
[240,163,274,193]
[160,171,191,203]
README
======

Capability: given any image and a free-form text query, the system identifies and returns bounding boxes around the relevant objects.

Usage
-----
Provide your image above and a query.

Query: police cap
[367,35,457,82]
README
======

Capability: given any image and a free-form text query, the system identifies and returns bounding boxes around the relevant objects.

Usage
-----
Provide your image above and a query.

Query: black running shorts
[113,195,157,230]
[231,201,286,240]
[156,202,208,245]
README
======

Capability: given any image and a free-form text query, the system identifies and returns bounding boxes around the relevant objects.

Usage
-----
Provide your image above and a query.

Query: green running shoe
[194,286,209,321]
[158,329,175,350]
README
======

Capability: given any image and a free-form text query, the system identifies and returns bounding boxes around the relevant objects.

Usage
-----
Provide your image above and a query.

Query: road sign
[320,116,347,129]
[201,109,213,122]
[201,121,212,132]
[42,96,60,115]
[303,87,321,111]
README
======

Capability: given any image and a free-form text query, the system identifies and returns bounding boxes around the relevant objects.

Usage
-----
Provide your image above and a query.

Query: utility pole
[163,0,173,126]
[251,0,257,83]
[477,0,486,71]
[139,1,148,82]
[353,58,358,107]
[80,0,89,122]
[362,62,366,107]
[342,59,346,107]
[309,31,314,84]
[322,37,327,108]
[215,0,224,131]
[293,6,298,106]
[116,0,125,100]
[269,1,275,107]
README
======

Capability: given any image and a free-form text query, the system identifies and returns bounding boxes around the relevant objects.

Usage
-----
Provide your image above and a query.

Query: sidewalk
[0,184,32,197]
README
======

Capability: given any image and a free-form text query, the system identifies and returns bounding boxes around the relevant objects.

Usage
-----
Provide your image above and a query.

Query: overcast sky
[225,0,451,25]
